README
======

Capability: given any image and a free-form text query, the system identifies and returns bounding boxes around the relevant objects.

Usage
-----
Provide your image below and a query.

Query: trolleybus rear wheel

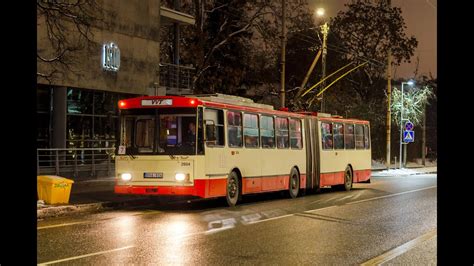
[343,166,353,191]
[288,168,300,198]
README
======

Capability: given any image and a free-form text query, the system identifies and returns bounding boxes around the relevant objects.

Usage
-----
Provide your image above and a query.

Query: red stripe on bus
[242,176,288,194]
[320,169,371,186]
[115,173,309,198]
[320,172,345,187]
[354,169,371,182]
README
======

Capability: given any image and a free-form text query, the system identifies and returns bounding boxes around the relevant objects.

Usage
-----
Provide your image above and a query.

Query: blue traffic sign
[404,121,414,131]
[403,130,415,143]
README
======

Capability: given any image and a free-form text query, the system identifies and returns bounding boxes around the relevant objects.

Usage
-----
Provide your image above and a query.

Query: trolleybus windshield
[120,108,199,155]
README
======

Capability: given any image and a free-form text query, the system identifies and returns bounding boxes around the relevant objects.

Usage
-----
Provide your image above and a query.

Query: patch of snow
[371,166,437,177]
[371,159,386,168]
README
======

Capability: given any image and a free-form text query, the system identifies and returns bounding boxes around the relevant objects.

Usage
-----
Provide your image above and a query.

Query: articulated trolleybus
[114,94,371,206]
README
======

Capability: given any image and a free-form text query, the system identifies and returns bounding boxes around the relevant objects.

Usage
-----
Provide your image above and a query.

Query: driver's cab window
[159,115,197,149]
[204,109,224,147]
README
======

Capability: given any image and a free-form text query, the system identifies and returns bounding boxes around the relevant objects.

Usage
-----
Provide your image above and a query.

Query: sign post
[403,121,415,143]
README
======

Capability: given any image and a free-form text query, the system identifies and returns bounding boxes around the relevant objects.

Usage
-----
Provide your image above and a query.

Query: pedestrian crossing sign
[403,130,415,143]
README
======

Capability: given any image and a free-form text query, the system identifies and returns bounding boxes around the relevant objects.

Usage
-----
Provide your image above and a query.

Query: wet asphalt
[38,174,437,265]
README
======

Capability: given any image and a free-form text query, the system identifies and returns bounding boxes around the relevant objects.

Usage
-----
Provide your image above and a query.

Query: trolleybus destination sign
[141,99,173,106]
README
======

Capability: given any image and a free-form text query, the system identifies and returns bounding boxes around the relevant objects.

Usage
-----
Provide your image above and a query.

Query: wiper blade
[126,148,136,160]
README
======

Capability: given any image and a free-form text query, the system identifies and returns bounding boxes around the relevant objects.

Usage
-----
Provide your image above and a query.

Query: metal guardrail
[37,148,115,179]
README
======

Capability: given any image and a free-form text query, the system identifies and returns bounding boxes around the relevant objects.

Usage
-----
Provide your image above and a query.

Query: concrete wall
[37,0,162,95]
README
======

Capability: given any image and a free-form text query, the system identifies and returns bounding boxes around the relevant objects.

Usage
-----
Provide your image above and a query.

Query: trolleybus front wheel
[226,171,240,207]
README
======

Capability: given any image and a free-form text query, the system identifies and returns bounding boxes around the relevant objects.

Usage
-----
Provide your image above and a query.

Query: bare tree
[37,0,107,83]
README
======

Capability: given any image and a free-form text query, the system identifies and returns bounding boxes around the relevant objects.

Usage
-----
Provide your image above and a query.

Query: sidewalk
[37,177,150,220]
[38,162,437,220]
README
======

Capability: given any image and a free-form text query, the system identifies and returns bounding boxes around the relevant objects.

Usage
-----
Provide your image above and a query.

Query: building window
[244,113,259,148]
[66,87,135,152]
[260,115,275,148]
[37,85,52,148]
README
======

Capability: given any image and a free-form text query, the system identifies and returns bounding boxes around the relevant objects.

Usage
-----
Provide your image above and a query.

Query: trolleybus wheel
[288,168,300,198]
[343,166,353,191]
[226,171,240,207]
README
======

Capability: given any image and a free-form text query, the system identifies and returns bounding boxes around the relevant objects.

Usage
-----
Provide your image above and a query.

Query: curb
[371,171,437,177]
[37,198,150,220]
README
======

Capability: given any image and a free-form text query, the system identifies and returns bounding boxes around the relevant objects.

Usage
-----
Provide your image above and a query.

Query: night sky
[308,0,437,79]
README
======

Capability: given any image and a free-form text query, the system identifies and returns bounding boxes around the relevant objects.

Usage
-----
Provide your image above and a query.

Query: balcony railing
[160,63,195,95]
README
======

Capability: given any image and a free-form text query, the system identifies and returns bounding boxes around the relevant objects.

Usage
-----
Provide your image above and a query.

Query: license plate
[144,172,163,178]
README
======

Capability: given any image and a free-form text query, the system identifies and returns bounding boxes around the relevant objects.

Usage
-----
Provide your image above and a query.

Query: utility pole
[280,0,286,108]
[385,0,392,169]
[422,102,426,165]
[386,49,392,168]
[320,22,329,112]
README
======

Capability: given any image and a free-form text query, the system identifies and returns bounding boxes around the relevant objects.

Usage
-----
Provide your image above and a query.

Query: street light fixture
[399,79,415,169]
[315,8,329,112]
[316,8,325,17]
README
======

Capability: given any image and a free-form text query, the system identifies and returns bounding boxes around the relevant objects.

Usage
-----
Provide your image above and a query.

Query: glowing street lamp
[316,8,325,17]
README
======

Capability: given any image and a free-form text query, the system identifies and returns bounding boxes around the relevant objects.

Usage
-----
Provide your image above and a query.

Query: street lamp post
[315,8,329,112]
[399,80,414,169]
[320,22,329,112]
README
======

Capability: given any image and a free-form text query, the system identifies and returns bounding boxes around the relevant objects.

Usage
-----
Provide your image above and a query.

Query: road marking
[346,186,436,206]
[38,221,91,230]
[38,245,135,265]
[304,205,339,213]
[360,229,437,266]
[352,191,364,200]
[335,194,353,202]
[323,196,339,203]
[37,210,162,230]
[246,214,294,224]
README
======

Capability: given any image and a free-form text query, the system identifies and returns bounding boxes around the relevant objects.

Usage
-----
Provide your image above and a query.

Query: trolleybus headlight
[121,173,132,181]
[175,173,186,181]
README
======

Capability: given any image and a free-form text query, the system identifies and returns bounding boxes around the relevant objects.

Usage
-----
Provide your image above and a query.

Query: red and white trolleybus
[114,94,371,206]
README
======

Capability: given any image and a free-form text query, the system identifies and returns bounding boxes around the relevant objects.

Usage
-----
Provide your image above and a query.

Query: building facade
[37,0,195,151]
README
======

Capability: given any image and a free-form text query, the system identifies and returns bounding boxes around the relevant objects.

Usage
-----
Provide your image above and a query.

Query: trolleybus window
[364,124,370,149]
[227,111,243,147]
[204,108,224,147]
[260,115,275,148]
[289,118,302,149]
[355,124,364,149]
[244,113,259,148]
[135,117,155,153]
[321,122,333,150]
[344,123,355,149]
[333,123,344,149]
[276,117,289,149]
